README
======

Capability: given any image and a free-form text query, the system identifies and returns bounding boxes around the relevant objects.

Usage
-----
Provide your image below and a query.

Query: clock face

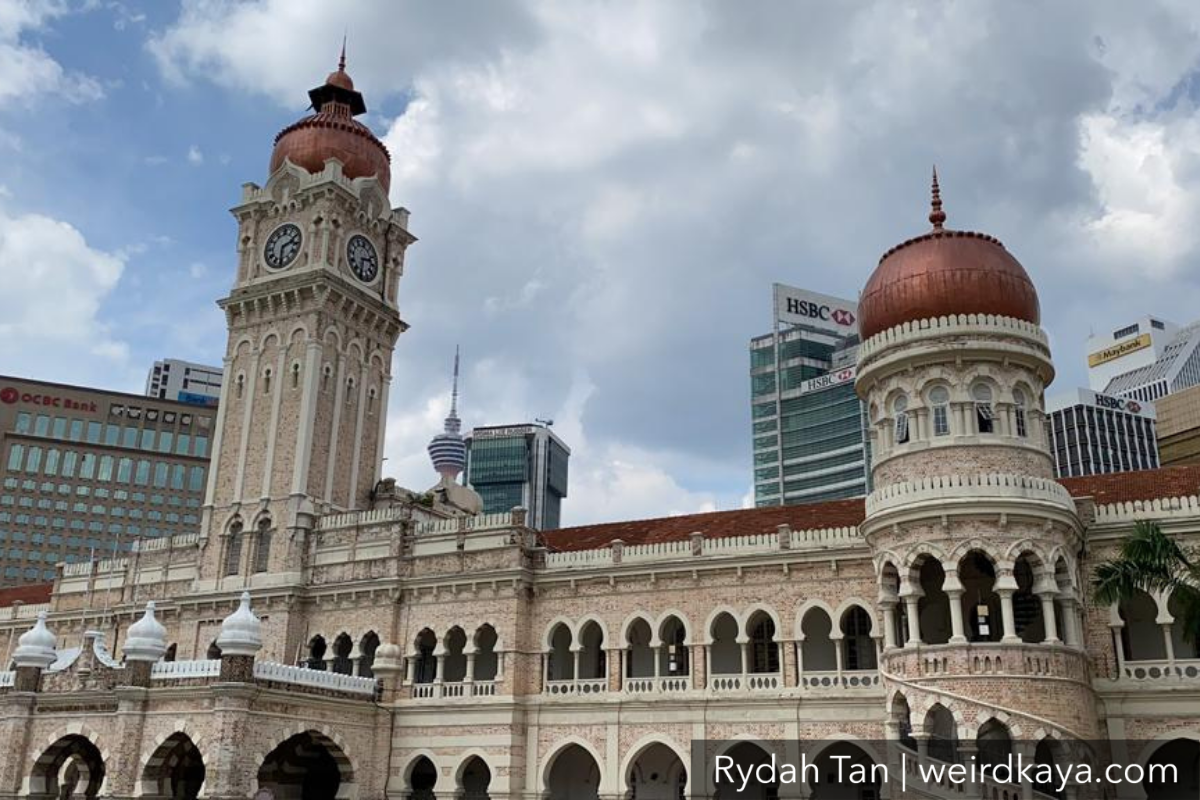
[263,223,302,270]
[346,234,379,283]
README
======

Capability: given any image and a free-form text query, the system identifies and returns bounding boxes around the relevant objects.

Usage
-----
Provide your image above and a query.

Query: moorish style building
[0,65,1199,800]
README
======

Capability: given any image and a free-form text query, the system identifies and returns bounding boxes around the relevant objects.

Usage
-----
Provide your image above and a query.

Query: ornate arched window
[262,367,273,395]
[972,383,994,434]
[929,386,951,437]
[235,373,245,400]
[291,361,301,389]
[224,520,244,576]
[1013,388,1028,438]
[893,394,910,444]
[254,518,272,574]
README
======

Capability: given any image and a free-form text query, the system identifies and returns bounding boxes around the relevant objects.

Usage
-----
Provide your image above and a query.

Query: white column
[346,361,370,510]
[233,351,261,502]
[947,590,967,643]
[904,596,923,645]
[259,347,288,499]
[881,604,897,650]
[291,340,323,495]
[465,651,476,684]
[999,591,1019,643]
[1163,625,1177,669]
[323,354,347,505]
[1039,593,1060,644]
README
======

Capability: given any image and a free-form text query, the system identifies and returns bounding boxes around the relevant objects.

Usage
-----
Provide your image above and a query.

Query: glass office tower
[465,424,570,530]
[750,285,870,507]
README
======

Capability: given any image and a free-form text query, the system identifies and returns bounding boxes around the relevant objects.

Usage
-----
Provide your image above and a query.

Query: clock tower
[199,55,414,586]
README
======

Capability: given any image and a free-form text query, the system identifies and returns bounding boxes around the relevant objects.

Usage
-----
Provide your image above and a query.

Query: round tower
[856,173,1097,760]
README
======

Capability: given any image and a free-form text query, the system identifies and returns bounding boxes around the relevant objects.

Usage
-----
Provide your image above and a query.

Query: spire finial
[338,33,347,72]
[450,345,460,418]
[929,166,946,230]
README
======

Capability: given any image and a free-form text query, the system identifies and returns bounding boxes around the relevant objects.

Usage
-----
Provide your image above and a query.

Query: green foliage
[1092,521,1200,643]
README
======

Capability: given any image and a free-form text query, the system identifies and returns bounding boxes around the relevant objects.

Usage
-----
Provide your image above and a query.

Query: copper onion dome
[268,46,391,193]
[857,169,1040,340]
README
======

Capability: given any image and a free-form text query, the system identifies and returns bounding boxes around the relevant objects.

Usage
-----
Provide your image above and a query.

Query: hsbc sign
[1092,393,1143,414]
[774,285,859,335]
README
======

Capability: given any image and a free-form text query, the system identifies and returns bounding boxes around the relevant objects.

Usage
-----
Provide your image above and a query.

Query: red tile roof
[0,583,52,608]
[1058,464,1200,506]
[545,465,1200,551]
[542,499,865,552]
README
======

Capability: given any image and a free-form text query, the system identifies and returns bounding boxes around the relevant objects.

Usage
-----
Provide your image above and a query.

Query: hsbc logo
[1093,393,1143,414]
[785,298,856,327]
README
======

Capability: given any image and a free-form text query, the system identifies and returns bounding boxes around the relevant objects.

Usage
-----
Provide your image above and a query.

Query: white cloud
[0,1,104,104]
[148,0,1200,523]
[0,199,129,381]
[187,144,203,165]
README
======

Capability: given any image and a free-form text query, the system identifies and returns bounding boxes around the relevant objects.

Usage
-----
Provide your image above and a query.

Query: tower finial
[929,165,946,230]
[450,345,460,418]
[338,34,347,72]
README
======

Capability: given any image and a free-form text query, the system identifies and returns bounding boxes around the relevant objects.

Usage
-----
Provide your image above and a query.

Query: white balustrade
[708,675,743,693]
[1122,659,1200,682]
[471,681,497,697]
[624,675,692,694]
[151,659,220,679]
[746,672,780,691]
[545,678,607,696]
[800,670,881,690]
[252,661,377,697]
[411,683,437,699]
[0,671,13,688]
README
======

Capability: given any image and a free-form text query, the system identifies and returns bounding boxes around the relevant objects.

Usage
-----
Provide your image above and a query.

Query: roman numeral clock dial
[346,234,379,283]
[263,223,302,270]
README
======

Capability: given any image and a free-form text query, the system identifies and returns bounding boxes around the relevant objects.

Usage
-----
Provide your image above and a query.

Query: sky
[2,1,1200,527]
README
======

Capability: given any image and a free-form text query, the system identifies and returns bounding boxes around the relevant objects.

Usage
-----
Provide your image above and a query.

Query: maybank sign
[1088,333,1152,367]
[774,285,858,336]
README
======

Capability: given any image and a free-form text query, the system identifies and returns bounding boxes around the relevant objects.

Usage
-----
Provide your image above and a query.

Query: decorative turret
[215,591,262,682]
[856,175,1094,745]
[12,611,57,691]
[123,601,168,686]
[12,611,57,669]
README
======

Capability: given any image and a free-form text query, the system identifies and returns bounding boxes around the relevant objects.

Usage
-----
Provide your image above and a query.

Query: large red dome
[858,174,1040,340]
[268,62,391,193]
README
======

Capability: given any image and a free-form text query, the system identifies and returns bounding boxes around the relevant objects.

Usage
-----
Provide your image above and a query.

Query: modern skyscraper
[145,359,224,406]
[1091,317,1200,402]
[1156,384,1200,466]
[750,285,869,507]
[0,375,215,587]
[465,424,569,529]
[1046,388,1159,477]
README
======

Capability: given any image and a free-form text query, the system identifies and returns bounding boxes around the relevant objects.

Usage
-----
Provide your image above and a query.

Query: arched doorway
[258,731,350,800]
[976,719,1012,768]
[407,755,437,800]
[1144,739,1200,800]
[474,625,499,681]
[714,742,777,800]
[358,631,380,678]
[141,732,205,800]
[626,618,655,679]
[840,606,876,671]
[29,735,106,800]
[460,755,492,800]
[959,552,1001,643]
[627,742,686,800]
[709,613,741,676]
[809,742,881,800]
[916,557,951,645]
[801,608,837,673]
[925,704,958,764]
[546,743,601,800]
[330,633,353,675]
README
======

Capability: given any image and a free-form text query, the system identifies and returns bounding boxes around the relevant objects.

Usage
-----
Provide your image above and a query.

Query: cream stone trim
[233,351,260,503]
[324,354,348,504]
[866,473,1074,517]
[260,347,287,499]
[292,340,323,495]
[347,361,369,510]
[1092,494,1200,524]
[859,314,1049,362]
